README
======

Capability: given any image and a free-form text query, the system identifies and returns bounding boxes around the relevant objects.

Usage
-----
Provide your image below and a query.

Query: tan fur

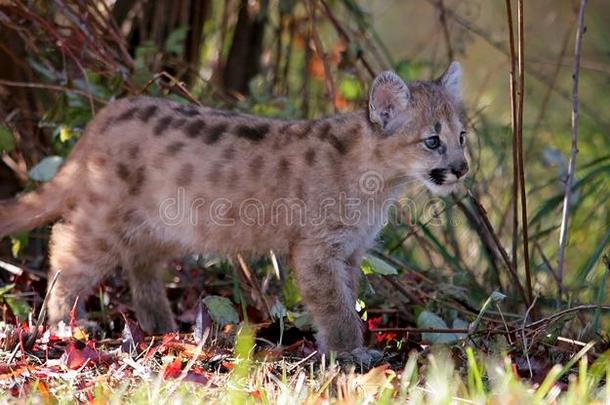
[0,63,468,357]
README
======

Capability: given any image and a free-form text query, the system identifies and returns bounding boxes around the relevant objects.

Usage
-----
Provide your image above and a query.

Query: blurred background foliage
[0,0,608,344]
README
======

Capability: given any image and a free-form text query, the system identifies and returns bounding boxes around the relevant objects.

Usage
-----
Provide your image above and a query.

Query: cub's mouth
[423,167,465,195]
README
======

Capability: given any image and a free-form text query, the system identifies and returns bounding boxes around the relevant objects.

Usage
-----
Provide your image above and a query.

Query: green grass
[2,328,609,404]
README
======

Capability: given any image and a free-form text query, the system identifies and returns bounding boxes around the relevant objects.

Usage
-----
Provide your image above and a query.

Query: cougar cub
[0,62,468,362]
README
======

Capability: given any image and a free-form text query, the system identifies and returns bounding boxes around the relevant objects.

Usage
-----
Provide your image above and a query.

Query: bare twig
[371,327,469,334]
[521,304,609,332]
[0,260,23,276]
[138,72,202,106]
[503,0,520,281]
[308,0,338,113]
[521,295,538,379]
[0,79,107,104]
[236,254,273,319]
[557,0,588,301]
[319,0,376,78]
[516,0,533,306]
[25,270,61,349]
[438,0,454,61]
[466,190,529,305]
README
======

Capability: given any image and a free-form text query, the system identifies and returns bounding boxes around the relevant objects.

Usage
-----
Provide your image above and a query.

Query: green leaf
[395,60,423,81]
[0,126,15,152]
[164,26,189,56]
[10,232,29,258]
[417,311,464,344]
[28,156,63,182]
[202,295,239,326]
[6,297,31,321]
[0,284,30,321]
[0,283,15,296]
[361,254,398,276]
[282,275,301,308]
[339,76,362,101]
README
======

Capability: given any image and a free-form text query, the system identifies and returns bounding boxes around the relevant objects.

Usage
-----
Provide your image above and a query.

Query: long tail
[0,99,121,239]
[0,151,81,239]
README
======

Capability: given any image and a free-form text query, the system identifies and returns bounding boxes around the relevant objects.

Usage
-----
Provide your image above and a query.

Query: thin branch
[467,190,529,305]
[319,0,376,78]
[0,79,107,104]
[308,0,338,113]
[25,270,61,349]
[438,0,454,61]
[557,0,588,301]
[504,0,520,284]
[371,327,469,334]
[517,0,533,306]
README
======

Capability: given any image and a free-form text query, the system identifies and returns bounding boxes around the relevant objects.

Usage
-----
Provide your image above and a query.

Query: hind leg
[121,246,177,334]
[47,222,117,326]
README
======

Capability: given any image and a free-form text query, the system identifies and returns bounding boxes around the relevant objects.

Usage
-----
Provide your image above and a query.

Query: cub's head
[368,62,469,195]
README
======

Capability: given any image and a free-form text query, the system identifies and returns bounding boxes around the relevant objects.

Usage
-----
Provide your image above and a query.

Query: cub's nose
[450,160,469,179]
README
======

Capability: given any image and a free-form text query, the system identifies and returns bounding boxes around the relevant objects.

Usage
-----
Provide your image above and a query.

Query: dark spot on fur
[317,122,351,155]
[296,121,314,138]
[278,158,291,175]
[116,163,130,181]
[153,116,173,136]
[434,121,442,134]
[235,123,269,142]
[279,122,295,134]
[116,106,139,122]
[116,163,145,194]
[304,148,316,166]
[174,104,200,117]
[177,163,194,186]
[138,105,158,122]
[95,238,111,253]
[249,155,264,178]
[130,166,146,195]
[205,123,227,144]
[222,146,235,160]
[128,145,140,159]
[184,118,206,138]
[166,141,185,156]
[312,264,326,276]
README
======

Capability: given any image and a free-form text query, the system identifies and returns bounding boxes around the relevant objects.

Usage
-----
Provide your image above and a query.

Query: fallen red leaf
[163,358,182,380]
[121,316,146,353]
[64,341,102,370]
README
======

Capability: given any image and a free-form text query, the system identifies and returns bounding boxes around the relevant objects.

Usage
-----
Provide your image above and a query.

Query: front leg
[290,243,363,354]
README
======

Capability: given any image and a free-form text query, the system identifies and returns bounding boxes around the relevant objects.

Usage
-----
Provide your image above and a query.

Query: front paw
[337,347,384,369]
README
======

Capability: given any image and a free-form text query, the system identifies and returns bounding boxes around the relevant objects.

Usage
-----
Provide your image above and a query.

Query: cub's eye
[459,131,466,146]
[424,136,441,150]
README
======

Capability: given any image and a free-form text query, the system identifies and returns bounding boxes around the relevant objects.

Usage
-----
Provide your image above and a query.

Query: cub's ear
[368,71,410,134]
[439,61,462,102]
